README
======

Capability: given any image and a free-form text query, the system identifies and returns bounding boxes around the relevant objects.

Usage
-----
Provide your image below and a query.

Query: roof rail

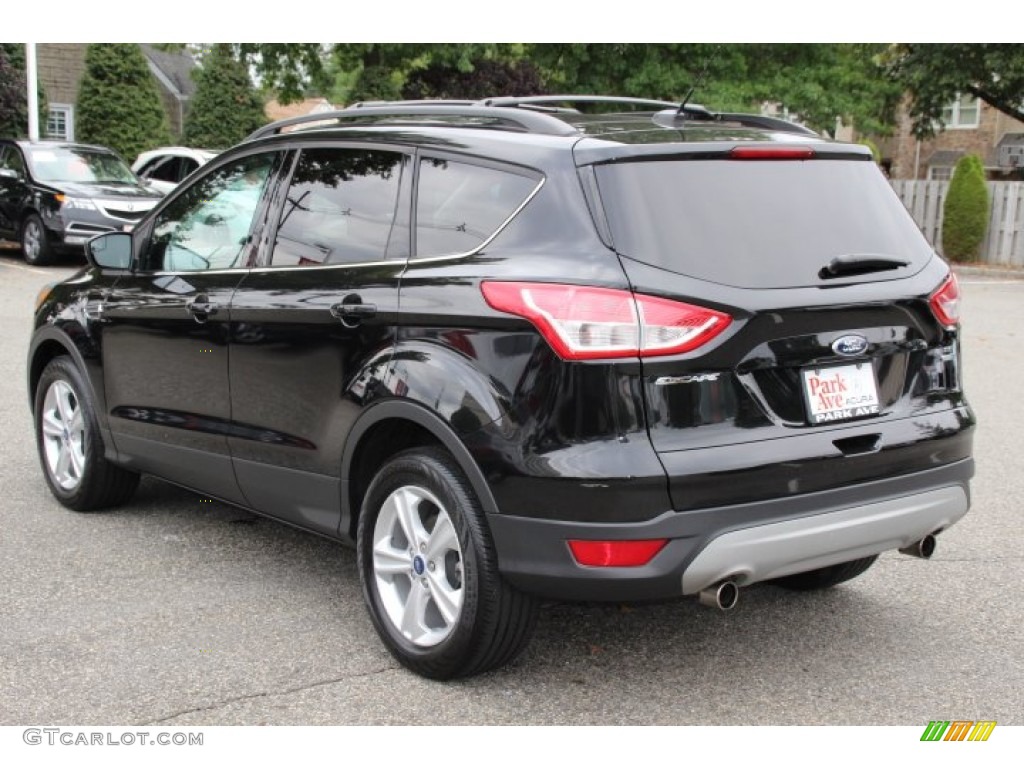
[245,104,578,142]
[244,96,820,143]
[479,95,679,113]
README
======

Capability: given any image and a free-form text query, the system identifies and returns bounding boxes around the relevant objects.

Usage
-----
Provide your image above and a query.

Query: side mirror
[0,168,20,180]
[85,232,133,270]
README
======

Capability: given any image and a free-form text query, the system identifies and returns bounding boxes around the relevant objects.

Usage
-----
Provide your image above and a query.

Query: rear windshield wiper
[819,254,911,280]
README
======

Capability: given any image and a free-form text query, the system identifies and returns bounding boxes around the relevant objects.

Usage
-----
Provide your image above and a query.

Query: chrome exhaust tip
[899,534,937,560]
[698,580,739,611]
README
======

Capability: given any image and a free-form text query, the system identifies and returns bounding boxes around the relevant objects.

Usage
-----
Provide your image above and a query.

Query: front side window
[144,153,277,272]
[144,157,184,184]
[1,146,27,177]
[415,158,538,257]
[271,147,404,267]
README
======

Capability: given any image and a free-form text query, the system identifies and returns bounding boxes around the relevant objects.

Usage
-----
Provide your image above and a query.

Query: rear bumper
[488,458,973,601]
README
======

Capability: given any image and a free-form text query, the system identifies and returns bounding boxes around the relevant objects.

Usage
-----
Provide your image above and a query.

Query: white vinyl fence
[891,180,1024,267]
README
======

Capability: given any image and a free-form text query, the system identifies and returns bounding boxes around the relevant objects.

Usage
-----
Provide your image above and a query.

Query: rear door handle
[187,297,219,323]
[330,296,377,327]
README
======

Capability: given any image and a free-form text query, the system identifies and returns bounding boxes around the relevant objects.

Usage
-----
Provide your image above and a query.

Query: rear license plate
[802,363,879,424]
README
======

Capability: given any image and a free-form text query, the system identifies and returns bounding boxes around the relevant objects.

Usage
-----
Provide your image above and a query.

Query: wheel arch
[341,400,500,542]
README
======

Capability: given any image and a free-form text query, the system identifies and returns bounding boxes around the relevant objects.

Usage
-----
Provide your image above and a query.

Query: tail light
[480,282,731,361]
[929,272,961,328]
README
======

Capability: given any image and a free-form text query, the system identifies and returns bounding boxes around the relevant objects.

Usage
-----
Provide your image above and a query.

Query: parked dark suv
[0,140,162,265]
[28,97,974,679]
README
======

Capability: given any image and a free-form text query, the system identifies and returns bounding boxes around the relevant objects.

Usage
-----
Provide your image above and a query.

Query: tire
[357,447,538,679]
[773,555,878,591]
[34,356,139,511]
[21,213,55,266]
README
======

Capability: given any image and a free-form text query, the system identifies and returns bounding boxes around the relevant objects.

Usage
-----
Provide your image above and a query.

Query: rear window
[595,158,932,288]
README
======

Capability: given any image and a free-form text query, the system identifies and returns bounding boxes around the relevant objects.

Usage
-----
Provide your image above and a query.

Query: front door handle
[330,295,377,327]
[187,296,220,323]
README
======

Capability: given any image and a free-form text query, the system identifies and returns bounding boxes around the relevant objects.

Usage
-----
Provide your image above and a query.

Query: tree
[0,44,47,138]
[76,44,171,160]
[237,43,902,136]
[942,155,989,263]
[184,44,266,148]
[884,44,1024,137]
[402,59,546,101]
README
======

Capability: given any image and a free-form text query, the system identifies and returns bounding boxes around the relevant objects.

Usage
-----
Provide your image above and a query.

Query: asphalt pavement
[1,250,1021,725]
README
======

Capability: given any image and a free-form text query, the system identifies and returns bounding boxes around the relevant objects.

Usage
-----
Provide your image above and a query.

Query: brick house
[34,44,197,144]
[879,94,1024,180]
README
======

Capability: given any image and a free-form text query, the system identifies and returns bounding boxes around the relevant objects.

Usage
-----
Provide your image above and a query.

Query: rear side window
[595,158,933,288]
[271,147,404,267]
[415,158,537,257]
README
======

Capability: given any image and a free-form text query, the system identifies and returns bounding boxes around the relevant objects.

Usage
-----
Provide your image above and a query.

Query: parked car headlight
[55,195,96,210]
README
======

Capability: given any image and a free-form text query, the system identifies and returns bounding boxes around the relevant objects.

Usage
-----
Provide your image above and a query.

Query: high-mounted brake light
[480,282,732,361]
[729,146,816,160]
[929,272,961,328]
[568,539,668,568]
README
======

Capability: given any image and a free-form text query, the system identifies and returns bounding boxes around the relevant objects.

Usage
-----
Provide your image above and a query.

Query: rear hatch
[585,145,972,511]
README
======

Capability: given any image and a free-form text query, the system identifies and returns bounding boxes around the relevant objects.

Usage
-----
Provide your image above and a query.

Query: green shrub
[77,44,171,161]
[184,45,266,148]
[942,154,989,262]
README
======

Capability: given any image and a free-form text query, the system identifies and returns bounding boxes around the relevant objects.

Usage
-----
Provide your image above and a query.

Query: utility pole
[26,43,40,141]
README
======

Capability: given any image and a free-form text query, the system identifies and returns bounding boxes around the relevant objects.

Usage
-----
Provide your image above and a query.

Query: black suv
[28,97,974,679]
[0,140,163,265]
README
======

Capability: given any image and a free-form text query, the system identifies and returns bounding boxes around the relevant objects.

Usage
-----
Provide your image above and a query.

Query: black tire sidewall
[356,449,486,678]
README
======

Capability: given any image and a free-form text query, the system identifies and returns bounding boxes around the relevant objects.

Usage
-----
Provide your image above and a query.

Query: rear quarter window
[415,158,538,257]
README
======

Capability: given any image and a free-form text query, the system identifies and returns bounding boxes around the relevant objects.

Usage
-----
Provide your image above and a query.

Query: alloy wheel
[371,485,464,647]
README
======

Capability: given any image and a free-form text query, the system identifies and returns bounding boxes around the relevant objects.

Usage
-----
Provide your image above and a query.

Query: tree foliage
[884,44,1024,137]
[0,44,47,138]
[76,44,171,160]
[942,155,989,262]
[184,44,266,148]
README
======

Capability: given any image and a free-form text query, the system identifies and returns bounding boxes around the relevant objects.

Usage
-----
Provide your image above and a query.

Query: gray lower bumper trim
[680,486,969,594]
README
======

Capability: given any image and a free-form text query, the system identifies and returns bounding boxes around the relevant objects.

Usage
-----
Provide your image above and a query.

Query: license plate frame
[801,363,880,424]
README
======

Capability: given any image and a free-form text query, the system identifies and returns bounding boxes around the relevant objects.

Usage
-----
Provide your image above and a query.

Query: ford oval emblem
[832,334,869,356]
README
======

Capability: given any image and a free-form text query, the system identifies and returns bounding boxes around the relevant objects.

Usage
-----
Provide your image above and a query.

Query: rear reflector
[481,282,731,360]
[568,539,668,567]
[929,272,961,328]
[730,146,816,160]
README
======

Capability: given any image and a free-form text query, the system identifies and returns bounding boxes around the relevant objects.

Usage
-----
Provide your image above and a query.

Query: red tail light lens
[729,146,816,160]
[480,282,731,360]
[568,539,668,567]
[929,272,961,328]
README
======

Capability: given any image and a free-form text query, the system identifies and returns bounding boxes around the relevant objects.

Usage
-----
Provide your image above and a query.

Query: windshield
[28,147,138,184]
[594,158,933,289]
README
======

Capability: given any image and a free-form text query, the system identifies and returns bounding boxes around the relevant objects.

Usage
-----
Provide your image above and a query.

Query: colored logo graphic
[920,721,996,741]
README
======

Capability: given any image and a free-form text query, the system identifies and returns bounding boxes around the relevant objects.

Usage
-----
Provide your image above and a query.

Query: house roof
[264,97,336,123]
[923,149,964,168]
[140,44,197,101]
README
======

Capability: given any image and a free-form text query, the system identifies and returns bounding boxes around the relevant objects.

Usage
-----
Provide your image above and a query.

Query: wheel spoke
[68,445,84,478]
[68,409,85,436]
[425,513,457,561]
[54,445,71,482]
[42,412,64,439]
[373,540,413,576]
[55,386,75,425]
[427,573,462,626]
[393,488,426,547]
[399,580,431,640]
